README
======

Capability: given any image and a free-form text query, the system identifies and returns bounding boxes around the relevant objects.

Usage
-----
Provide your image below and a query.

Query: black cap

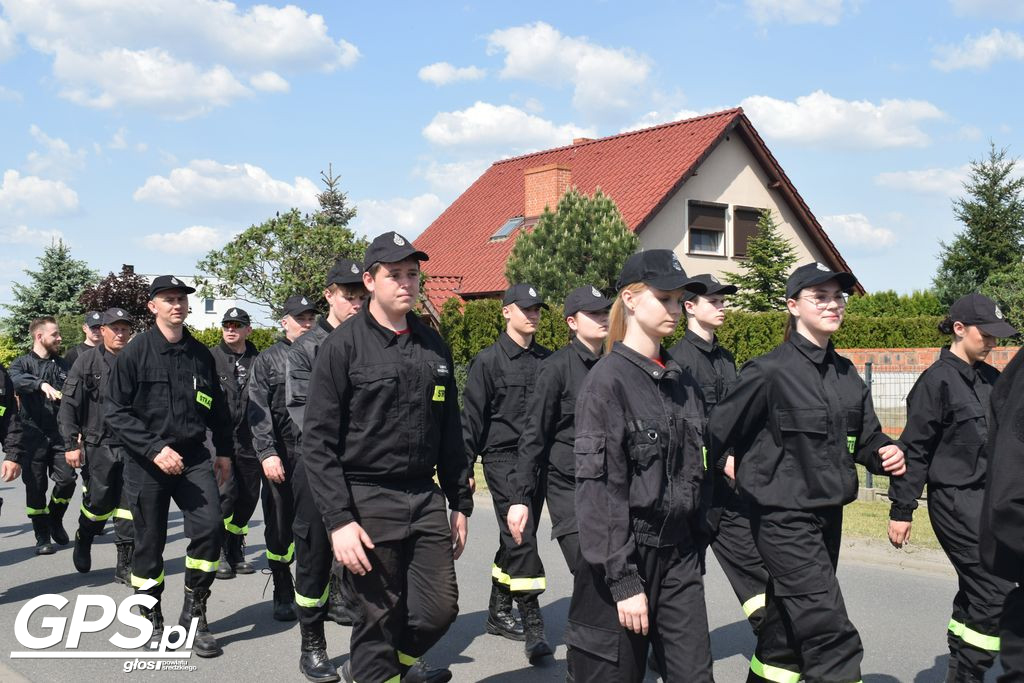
[149,275,196,299]
[684,274,738,302]
[502,283,548,309]
[100,307,134,326]
[785,262,857,299]
[326,258,365,287]
[564,285,613,317]
[949,293,1018,337]
[363,231,428,269]
[84,311,103,327]
[615,250,707,293]
[281,294,318,318]
[222,307,251,326]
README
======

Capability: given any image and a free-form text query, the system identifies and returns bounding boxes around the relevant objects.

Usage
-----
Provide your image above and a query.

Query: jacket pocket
[776,407,830,470]
[349,364,399,432]
[573,434,606,480]
[493,372,528,418]
[950,401,986,445]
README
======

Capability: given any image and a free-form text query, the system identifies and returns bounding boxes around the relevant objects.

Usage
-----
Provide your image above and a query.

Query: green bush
[0,335,23,367]
[441,299,571,365]
[844,290,945,317]
[188,326,280,351]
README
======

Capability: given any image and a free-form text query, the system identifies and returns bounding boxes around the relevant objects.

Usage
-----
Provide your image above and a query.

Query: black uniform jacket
[0,364,24,464]
[574,342,708,602]
[64,341,95,369]
[980,348,1024,583]
[669,330,738,410]
[285,317,332,435]
[301,307,473,531]
[105,327,233,463]
[513,338,599,504]
[211,340,259,456]
[708,332,895,510]
[248,338,296,462]
[9,350,68,444]
[58,345,120,450]
[463,332,550,466]
[889,347,999,521]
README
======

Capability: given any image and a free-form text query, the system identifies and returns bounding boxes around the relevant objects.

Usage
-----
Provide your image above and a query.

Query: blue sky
[1,0,1022,310]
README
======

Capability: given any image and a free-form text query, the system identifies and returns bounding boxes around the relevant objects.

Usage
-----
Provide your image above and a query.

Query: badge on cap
[671,255,683,271]
[229,308,238,317]
[92,313,100,320]
[301,297,308,305]
[117,310,124,317]
[528,287,537,297]
[393,234,405,246]
[170,277,181,285]
[351,264,359,274]
[591,286,601,298]
[815,263,830,272]
[710,276,720,284]
[996,305,1004,319]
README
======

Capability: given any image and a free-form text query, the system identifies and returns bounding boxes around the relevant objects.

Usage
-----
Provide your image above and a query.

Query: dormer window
[490,216,524,241]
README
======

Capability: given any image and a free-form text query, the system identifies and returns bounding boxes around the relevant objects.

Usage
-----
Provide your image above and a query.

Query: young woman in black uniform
[889,292,1017,683]
[566,250,713,683]
[709,262,906,683]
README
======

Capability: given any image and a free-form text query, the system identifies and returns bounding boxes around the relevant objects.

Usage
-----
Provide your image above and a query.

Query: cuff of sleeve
[608,572,645,602]
[889,503,915,522]
[714,451,730,472]
[454,499,473,517]
[325,510,356,530]
[147,443,167,461]
[256,447,277,462]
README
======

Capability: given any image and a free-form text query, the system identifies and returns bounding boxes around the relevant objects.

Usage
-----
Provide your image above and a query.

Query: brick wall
[524,163,572,217]
[837,346,1021,373]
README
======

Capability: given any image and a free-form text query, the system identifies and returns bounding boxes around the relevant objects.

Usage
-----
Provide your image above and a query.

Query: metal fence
[860,361,922,490]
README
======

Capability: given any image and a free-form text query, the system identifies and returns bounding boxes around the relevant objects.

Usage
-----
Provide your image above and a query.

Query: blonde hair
[605,283,647,354]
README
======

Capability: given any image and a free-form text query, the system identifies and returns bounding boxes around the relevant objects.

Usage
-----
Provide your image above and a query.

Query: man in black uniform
[1,362,25,517]
[10,316,75,554]
[64,311,103,368]
[463,283,553,663]
[669,273,769,634]
[303,231,472,683]
[213,307,261,579]
[248,294,317,622]
[59,308,136,579]
[286,258,366,682]
[105,275,234,657]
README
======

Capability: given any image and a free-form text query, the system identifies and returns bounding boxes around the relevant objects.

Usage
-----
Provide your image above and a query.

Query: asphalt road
[0,474,1005,682]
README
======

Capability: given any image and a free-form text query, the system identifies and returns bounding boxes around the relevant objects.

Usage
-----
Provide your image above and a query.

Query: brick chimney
[524,163,572,217]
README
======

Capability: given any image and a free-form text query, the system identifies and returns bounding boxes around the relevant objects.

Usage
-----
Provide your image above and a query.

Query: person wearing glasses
[889,293,1018,683]
[709,262,906,683]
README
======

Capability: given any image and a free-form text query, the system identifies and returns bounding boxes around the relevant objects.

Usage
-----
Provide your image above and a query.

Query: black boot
[485,583,524,641]
[32,517,55,555]
[49,502,70,546]
[517,595,553,663]
[225,534,255,575]
[271,562,298,621]
[179,587,222,658]
[401,659,453,683]
[114,543,133,587]
[326,570,353,625]
[215,543,235,580]
[140,603,164,649]
[73,529,95,573]
[299,622,339,683]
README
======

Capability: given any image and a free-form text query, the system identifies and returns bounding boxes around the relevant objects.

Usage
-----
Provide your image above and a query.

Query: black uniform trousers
[219,449,262,539]
[260,450,295,569]
[710,485,769,634]
[22,435,76,520]
[929,485,1013,676]
[292,458,334,625]
[747,505,862,683]
[122,447,223,599]
[564,542,713,683]
[545,466,580,573]
[79,443,133,543]
[999,587,1024,683]
[345,482,459,683]
[483,454,546,594]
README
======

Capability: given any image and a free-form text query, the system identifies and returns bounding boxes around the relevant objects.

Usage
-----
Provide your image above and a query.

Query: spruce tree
[724,209,798,311]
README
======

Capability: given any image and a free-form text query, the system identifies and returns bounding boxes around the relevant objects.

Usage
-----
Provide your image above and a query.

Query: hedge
[187,326,280,351]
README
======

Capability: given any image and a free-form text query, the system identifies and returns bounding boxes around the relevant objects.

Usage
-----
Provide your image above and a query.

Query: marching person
[463,282,553,663]
[213,307,261,580]
[302,231,472,683]
[709,262,906,683]
[566,251,713,682]
[58,307,136,580]
[1,362,25,518]
[64,311,104,368]
[889,293,1018,683]
[507,284,612,574]
[105,275,234,657]
[669,273,769,634]
[248,294,318,622]
[286,257,366,682]
[9,316,76,555]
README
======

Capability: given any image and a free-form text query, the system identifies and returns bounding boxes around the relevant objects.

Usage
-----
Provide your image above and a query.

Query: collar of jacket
[684,328,718,354]
[151,326,193,354]
[217,339,258,358]
[360,306,422,346]
[498,331,542,359]
[787,331,835,365]
[570,337,601,365]
[316,316,334,334]
[939,346,981,383]
[611,341,679,380]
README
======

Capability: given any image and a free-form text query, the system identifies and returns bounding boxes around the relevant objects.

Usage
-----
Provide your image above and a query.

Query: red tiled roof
[422,275,464,320]
[415,107,853,299]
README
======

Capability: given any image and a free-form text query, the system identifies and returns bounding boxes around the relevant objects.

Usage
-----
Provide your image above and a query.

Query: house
[133,268,272,329]
[414,107,859,322]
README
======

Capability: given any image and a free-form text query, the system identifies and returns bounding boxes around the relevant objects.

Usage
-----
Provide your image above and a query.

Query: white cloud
[0,225,65,246]
[874,165,971,197]
[250,71,290,93]
[745,0,848,25]
[418,62,485,85]
[423,101,595,152]
[416,159,491,194]
[108,127,147,152]
[0,17,16,61]
[133,160,319,211]
[741,90,945,148]
[620,108,708,133]
[932,29,1024,71]
[0,169,79,217]
[353,194,446,240]
[138,225,227,254]
[950,0,1024,20]
[821,213,896,249]
[0,85,22,101]
[24,124,87,178]
[486,22,650,118]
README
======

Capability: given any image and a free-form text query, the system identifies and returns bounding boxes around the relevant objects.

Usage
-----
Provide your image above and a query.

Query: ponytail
[783,313,798,342]
[938,316,955,335]
[604,283,647,354]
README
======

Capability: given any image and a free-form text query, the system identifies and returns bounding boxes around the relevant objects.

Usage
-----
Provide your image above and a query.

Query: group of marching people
[1,230,1023,683]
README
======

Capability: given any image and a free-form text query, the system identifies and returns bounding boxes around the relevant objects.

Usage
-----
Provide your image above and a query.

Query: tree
[934,143,1024,305]
[504,188,638,302]
[195,166,367,314]
[724,209,798,312]
[2,239,97,345]
[78,264,154,331]
[845,289,945,317]
[980,261,1024,337]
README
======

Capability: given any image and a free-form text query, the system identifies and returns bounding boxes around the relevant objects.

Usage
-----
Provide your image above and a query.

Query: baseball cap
[785,262,857,299]
[281,294,318,318]
[502,283,548,309]
[684,274,738,302]
[564,285,613,317]
[84,311,103,327]
[615,250,707,294]
[222,308,251,326]
[363,231,428,269]
[149,275,196,299]
[100,308,134,326]
[949,293,1018,337]
[326,258,365,287]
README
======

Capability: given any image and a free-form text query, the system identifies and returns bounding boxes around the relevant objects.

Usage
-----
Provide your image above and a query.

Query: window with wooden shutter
[687,201,726,256]
[733,207,763,258]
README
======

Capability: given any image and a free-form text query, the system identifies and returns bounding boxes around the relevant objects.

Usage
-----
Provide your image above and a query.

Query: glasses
[222,322,243,330]
[800,293,848,309]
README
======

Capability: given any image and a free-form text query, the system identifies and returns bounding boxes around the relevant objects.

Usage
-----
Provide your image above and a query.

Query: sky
[1,0,1022,310]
